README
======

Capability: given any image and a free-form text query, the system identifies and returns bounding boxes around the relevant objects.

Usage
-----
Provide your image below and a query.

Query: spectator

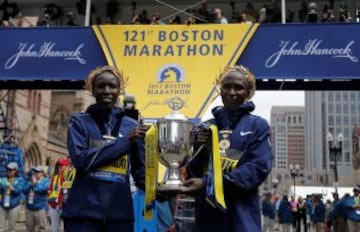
[325,199,332,231]
[131,13,141,24]
[330,192,347,232]
[61,157,76,208]
[278,195,292,232]
[307,2,319,23]
[168,15,182,24]
[214,8,228,24]
[47,158,69,232]
[262,192,275,232]
[36,13,51,27]
[290,196,298,230]
[240,12,253,24]
[310,194,325,232]
[1,19,10,27]
[0,162,25,232]
[306,195,313,231]
[296,196,307,232]
[274,196,281,230]
[321,7,336,22]
[151,13,165,25]
[344,185,360,232]
[139,10,151,24]
[298,1,308,23]
[23,165,50,232]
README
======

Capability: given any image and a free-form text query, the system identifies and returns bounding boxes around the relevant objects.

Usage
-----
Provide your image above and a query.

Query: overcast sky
[202,91,305,122]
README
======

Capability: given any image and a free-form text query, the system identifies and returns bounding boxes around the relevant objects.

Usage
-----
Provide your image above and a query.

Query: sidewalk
[14,222,27,232]
[15,222,52,232]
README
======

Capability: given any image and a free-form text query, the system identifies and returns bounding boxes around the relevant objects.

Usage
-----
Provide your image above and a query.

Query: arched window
[25,143,41,171]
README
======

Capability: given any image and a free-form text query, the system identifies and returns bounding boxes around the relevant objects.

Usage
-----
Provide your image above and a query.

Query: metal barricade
[174,195,195,232]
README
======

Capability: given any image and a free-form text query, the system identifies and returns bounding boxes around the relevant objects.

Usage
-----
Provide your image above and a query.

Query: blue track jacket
[61,105,145,222]
[0,176,25,209]
[262,199,276,219]
[23,177,50,211]
[188,102,273,232]
[344,196,360,222]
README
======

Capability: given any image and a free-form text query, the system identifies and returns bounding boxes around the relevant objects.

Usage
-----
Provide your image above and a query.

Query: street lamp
[289,163,300,198]
[272,178,279,195]
[326,132,344,193]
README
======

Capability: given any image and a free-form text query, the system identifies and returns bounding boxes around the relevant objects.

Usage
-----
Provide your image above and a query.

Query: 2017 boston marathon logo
[146,64,191,96]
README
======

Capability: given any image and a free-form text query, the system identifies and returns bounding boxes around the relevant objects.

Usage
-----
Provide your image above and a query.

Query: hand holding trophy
[156,97,194,192]
[144,97,195,218]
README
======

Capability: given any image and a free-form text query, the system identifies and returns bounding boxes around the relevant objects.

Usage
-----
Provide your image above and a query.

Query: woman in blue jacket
[23,165,50,232]
[61,66,149,232]
[278,195,293,232]
[182,65,273,232]
[0,162,25,232]
[310,194,325,232]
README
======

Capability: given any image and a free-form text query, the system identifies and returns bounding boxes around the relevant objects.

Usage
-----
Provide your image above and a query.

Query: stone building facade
[0,89,92,174]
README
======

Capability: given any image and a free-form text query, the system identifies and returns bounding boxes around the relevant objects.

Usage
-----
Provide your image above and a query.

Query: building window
[27,90,42,114]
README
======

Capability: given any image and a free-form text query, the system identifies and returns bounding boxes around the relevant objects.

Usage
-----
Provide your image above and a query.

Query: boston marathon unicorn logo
[157,64,184,83]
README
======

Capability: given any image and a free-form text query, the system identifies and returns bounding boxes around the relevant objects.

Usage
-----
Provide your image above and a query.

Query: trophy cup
[157,97,194,191]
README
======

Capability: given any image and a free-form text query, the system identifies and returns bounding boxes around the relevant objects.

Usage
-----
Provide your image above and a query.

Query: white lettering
[5,42,86,69]
[265,39,358,68]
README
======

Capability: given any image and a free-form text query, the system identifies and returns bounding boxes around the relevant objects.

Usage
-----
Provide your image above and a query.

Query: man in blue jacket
[23,165,50,232]
[345,185,360,232]
[310,194,325,232]
[0,162,25,232]
[329,192,346,232]
[262,192,276,232]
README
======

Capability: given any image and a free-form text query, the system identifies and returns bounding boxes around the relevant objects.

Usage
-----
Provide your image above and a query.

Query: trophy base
[157,184,189,193]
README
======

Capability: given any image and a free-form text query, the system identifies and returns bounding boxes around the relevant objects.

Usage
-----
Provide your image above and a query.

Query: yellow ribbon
[144,125,159,220]
[206,125,227,210]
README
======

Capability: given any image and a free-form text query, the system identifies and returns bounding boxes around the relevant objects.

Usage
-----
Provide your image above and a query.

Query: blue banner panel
[238,23,360,80]
[0,27,107,81]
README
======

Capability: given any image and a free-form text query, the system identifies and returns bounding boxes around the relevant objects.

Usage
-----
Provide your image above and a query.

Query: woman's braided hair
[84,66,129,94]
[215,65,256,100]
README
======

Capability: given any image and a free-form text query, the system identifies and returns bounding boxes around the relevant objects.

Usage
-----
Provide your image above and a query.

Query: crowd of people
[0,0,359,28]
[0,157,76,232]
[261,185,360,232]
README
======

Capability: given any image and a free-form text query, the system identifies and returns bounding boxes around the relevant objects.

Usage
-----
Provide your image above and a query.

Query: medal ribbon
[144,125,159,220]
[205,125,227,212]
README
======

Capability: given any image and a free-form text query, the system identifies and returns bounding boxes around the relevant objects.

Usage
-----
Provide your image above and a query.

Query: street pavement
[15,222,54,232]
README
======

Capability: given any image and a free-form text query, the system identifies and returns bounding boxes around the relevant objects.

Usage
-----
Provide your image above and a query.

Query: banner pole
[85,0,92,26]
[281,0,286,24]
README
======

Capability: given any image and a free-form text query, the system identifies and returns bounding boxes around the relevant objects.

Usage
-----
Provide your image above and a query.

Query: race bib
[89,155,128,182]
[4,194,10,207]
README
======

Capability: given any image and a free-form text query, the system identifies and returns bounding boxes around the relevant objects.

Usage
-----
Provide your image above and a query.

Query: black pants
[296,213,307,232]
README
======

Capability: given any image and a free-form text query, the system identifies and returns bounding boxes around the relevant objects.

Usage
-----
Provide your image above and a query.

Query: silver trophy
[157,97,194,191]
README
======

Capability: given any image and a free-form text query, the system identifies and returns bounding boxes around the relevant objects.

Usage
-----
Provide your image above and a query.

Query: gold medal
[219,139,231,150]
[219,130,232,150]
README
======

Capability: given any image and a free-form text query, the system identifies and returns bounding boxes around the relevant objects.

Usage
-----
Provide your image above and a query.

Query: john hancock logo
[157,64,184,83]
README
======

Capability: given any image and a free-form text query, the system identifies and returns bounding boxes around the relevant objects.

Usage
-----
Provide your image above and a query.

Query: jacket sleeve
[11,177,25,195]
[67,115,133,172]
[224,118,273,191]
[34,178,50,193]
